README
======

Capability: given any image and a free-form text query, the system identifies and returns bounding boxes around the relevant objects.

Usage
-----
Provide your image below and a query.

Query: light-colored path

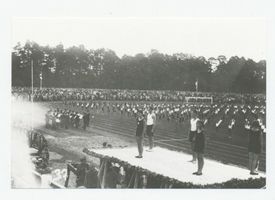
[92,146,265,185]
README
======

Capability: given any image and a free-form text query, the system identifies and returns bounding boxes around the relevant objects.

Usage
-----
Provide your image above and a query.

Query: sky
[12,18,266,61]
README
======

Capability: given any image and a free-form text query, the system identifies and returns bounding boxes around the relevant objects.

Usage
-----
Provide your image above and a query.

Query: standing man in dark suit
[135,110,145,158]
[248,119,263,175]
[193,120,205,176]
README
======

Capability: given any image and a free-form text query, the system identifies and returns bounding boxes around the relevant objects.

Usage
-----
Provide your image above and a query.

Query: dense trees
[11,41,266,93]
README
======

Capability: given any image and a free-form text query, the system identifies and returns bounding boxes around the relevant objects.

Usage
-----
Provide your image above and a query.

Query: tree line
[12,41,266,93]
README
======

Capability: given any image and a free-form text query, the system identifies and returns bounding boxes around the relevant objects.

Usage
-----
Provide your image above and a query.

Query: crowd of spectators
[12,87,265,105]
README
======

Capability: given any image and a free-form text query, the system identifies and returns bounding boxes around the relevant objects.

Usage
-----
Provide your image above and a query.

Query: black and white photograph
[1,0,275,199]
[10,18,267,189]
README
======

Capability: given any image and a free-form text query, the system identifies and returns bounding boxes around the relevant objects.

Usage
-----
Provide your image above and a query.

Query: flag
[195,79,198,92]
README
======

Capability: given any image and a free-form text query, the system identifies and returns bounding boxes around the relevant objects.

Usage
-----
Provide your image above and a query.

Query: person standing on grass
[189,110,199,163]
[193,120,205,176]
[146,106,156,152]
[135,110,145,158]
[248,120,262,175]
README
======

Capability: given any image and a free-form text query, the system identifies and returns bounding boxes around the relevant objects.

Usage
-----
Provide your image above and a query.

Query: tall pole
[40,71,43,90]
[31,59,34,97]
[195,79,198,93]
[31,59,34,130]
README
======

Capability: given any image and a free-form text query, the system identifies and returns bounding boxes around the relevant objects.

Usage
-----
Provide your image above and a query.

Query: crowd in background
[11,86,266,136]
[12,87,265,105]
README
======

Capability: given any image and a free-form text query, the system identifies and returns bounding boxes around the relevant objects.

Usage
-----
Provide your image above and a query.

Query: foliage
[12,41,266,93]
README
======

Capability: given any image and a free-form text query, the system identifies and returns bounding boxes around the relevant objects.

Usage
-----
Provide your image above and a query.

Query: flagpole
[31,59,34,130]
[31,59,33,96]
[40,71,42,90]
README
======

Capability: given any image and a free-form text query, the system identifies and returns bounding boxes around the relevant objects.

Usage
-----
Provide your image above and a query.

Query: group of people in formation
[134,107,263,176]
[45,108,90,130]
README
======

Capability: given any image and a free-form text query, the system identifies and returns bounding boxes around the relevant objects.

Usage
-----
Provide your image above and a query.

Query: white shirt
[190,118,199,131]
[147,112,156,125]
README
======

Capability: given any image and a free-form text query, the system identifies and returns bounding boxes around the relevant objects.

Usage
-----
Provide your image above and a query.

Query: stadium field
[42,101,266,172]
